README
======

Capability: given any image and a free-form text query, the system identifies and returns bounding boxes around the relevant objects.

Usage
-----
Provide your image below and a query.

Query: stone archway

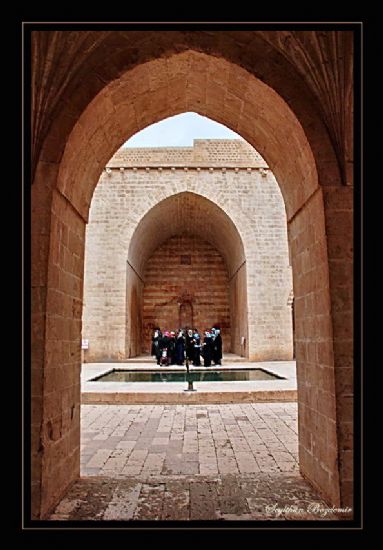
[142,236,230,354]
[83,144,293,364]
[126,192,247,357]
[31,35,353,518]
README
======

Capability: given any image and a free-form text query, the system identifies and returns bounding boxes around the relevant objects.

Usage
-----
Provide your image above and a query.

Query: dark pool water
[91,369,284,383]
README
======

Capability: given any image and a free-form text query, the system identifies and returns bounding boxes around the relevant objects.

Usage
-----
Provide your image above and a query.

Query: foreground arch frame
[31,33,354,519]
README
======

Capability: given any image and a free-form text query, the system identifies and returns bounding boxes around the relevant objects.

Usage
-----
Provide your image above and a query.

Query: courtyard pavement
[49,403,347,521]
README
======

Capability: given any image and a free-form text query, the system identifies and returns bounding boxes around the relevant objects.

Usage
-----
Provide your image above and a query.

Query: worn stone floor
[49,403,346,521]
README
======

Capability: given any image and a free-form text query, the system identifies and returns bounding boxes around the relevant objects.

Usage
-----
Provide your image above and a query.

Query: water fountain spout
[184,346,196,392]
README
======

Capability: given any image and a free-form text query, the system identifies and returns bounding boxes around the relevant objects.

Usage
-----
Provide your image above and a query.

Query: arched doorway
[179,301,193,331]
[127,192,247,358]
[143,236,230,353]
[31,36,354,518]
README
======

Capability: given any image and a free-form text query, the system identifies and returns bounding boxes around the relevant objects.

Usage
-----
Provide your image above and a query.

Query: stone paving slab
[49,473,346,521]
[80,403,299,477]
[48,403,352,521]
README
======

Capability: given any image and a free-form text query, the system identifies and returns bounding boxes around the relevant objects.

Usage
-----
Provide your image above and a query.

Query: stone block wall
[289,188,340,505]
[83,140,293,361]
[125,264,144,358]
[141,235,231,352]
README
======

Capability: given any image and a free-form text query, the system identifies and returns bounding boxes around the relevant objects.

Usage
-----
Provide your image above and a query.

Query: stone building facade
[83,139,293,361]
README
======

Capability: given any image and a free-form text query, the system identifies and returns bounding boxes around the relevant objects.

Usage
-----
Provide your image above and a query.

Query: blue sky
[123,112,242,148]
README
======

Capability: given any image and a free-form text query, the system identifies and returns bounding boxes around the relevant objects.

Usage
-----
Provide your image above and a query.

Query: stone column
[288,184,353,508]
[323,186,354,508]
[289,188,341,506]
[31,162,56,519]
[32,182,86,518]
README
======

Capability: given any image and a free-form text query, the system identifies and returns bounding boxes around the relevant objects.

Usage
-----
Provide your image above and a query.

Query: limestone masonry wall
[142,235,231,353]
[83,140,293,361]
[108,139,267,167]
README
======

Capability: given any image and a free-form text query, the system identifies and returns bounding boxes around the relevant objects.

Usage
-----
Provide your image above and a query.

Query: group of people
[151,327,223,367]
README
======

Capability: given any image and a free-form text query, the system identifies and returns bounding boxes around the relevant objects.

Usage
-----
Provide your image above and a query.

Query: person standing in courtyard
[212,326,223,365]
[169,331,176,364]
[185,328,194,363]
[151,327,162,365]
[202,330,213,367]
[192,329,201,366]
[159,331,171,366]
[175,329,185,365]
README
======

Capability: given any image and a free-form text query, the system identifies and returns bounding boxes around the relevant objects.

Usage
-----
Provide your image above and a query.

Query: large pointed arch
[31,35,354,518]
[56,50,321,221]
[126,191,248,357]
[128,191,246,278]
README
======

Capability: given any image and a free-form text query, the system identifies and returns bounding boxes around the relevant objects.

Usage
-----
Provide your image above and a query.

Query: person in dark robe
[151,327,162,365]
[192,330,201,366]
[159,331,171,366]
[212,327,223,365]
[202,330,213,367]
[175,329,185,365]
[169,331,177,364]
[185,329,194,362]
